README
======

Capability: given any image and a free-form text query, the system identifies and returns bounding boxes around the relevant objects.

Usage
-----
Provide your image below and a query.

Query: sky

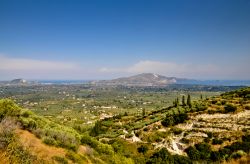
[0,0,250,80]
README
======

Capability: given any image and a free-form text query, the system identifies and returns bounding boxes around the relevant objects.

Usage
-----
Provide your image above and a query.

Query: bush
[242,134,250,142]
[21,110,33,118]
[212,138,223,145]
[210,151,221,161]
[147,148,174,164]
[0,99,21,120]
[172,155,192,164]
[65,151,87,163]
[206,131,213,138]
[137,145,148,154]
[245,105,250,110]
[224,104,237,113]
[219,148,232,160]
[180,138,189,144]
[185,146,200,160]
[81,135,114,155]
[230,150,246,159]
[161,112,188,127]
[90,120,104,136]
[52,156,68,164]
[195,143,211,159]
[196,103,208,111]
[20,118,37,129]
[125,133,133,138]
[43,136,57,145]
[171,127,182,135]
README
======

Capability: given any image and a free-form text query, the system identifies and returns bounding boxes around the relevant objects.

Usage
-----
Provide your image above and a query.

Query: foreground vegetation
[0,86,249,163]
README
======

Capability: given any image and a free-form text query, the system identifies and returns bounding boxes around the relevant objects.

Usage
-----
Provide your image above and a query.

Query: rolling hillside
[0,87,250,163]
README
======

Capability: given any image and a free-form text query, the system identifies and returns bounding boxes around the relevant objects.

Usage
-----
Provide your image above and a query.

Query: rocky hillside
[90,87,250,163]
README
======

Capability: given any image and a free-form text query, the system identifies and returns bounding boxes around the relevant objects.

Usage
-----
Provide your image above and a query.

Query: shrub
[20,118,37,129]
[0,99,21,120]
[224,104,237,113]
[172,155,192,164]
[185,146,200,160]
[102,120,114,127]
[21,110,33,118]
[171,127,182,135]
[161,112,188,127]
[195,143,211,159]
[90,121,104,136]
[210,151,221,161]
[211,100,217,104]
[242,134,250,142]
[196,104,208,111]
[245,105,250,110]
[230,150,246,159]
[212,138,223,145]
[52,156,68,164]
[65,151,87,163]
[137,145,148,154]
[206,131,213,138]
[180,138,189,144]
[43,136,57,145]
[219,148,232,160]
[81,135,98,148]
[81,135,114,155]
[147,148,174,164]
[161,116,174,126]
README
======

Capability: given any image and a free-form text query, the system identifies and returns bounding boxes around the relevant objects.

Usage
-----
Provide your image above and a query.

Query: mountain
[91,73,192,86]
[10,79,28,84]
[91,73,250,87]
[7,79,39,85]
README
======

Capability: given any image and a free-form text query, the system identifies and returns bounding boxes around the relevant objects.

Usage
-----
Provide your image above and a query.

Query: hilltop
[10,79,28,84]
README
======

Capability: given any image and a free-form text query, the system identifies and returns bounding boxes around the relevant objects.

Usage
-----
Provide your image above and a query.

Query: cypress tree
[142,108,146,117]
[176,97,179,107]
[182,95,186,106]
[187,94,192,107]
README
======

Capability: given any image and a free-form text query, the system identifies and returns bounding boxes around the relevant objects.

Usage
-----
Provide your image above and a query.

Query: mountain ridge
[91,73,250,86]
[91,73,195,86]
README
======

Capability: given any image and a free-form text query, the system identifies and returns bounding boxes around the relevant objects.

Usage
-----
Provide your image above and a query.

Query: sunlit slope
[0,99,134,164]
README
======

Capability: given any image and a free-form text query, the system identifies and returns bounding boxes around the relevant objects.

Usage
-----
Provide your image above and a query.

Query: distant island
[91,73,250,87]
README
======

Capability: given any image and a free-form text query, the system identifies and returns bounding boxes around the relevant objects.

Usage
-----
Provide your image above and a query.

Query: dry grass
[0,150,10,164]
[225,155,250,164]
[15,129,67,163]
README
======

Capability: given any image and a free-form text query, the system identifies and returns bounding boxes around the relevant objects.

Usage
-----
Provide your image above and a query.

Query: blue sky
[0,0,250,80]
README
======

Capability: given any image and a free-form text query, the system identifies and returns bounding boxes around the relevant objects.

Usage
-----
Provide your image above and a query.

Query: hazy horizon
[2,72,250,81]
[1,0,250,80]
